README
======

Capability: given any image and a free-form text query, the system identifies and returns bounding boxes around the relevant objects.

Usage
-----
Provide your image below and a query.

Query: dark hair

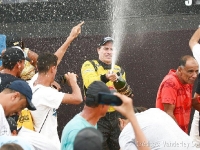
[6,34,22,48]
[120,106,148,119]
[134,106,148,113]
[37,53,58,73]
[178,55,195,67]
[0,143,23,150]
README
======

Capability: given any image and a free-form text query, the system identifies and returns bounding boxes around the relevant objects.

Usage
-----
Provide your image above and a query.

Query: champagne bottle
[113,74,126,90]
[113,72,133,97]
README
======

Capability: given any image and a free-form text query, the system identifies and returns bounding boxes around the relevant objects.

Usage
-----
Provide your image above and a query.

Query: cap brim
[27,98,36,111]
[101,40,113,46]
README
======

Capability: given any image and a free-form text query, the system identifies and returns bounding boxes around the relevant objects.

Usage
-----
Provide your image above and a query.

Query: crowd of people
[1,22,200,150]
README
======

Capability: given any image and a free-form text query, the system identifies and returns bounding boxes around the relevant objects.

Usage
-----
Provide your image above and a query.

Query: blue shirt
[61,113,96,150]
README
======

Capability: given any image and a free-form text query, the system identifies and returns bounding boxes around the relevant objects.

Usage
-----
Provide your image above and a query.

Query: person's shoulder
[161,70,178,83]
[119,122,133,138]
[81,60,99,70]
[65,114,86,128]
[82,60,98,65]
[0,73,23,90]
[192,43,200,51]
[0,73,19,79]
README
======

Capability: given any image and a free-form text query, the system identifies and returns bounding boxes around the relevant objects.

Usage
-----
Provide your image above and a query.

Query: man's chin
[105,60,112,64]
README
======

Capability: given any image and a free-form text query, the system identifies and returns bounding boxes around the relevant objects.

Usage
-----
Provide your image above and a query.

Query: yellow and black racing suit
[81,59,126,150]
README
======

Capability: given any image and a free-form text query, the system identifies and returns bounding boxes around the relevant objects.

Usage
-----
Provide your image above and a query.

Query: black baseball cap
[98,37,114,47]
[6,34,22,48]
[6,80,36,111]
[2,47,25,66]
[86,81,111,107]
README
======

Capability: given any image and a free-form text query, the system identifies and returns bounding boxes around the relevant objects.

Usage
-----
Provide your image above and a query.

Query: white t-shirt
[192,44,200,66]
[29,73,65,150]
[190,110,200,148]
[0,104,11,136]
[190,43,200,147]
[119,108,198,150]
[0,135,34,150]
[18,127,58,150]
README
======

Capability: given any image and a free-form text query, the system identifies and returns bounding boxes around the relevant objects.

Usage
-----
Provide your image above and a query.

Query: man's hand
[113,92,134,119]
[69,21,84,39]
[106,71,118,82]
[64,72,78,86]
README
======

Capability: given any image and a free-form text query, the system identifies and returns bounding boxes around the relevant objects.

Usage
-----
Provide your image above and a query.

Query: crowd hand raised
[69,21,84,39]
[113,92,135,119]
[64,72,78,86]
[106,71,118,82]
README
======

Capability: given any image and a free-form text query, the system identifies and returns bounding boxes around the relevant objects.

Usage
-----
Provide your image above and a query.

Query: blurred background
[0,0,200,137]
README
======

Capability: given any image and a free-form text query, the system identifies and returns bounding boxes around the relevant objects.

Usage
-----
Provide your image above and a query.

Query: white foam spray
[109,0,130,72]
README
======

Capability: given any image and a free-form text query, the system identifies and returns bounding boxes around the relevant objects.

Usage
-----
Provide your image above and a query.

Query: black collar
[98,60,111,70]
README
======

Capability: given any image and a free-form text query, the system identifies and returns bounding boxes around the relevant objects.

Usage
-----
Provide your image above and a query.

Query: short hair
[0,143,23,150]
[37,53,58,73]
[178,55,195,67]
[3,88,26,100]
[120,106,148,119]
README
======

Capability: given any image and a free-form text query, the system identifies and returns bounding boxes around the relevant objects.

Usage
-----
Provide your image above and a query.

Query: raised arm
[189,27,200,50]
[54,21,84,65]
[61,72,83,104]
[113,93,150,150]
[27,49,38,68]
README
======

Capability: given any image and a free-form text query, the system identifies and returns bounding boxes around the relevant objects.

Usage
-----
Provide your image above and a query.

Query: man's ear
[118,118,124,130]
[50,66,56,73]
[11,92,20,102]
[177,66,183,73]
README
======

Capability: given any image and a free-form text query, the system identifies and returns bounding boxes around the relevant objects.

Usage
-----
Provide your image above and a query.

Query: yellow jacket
[81,60,126,112]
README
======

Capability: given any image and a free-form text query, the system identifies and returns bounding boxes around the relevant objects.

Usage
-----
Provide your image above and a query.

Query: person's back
[29,22,84,150]
[61,81,111,150]
[29,53,66,149]
[119,108,197,150]
[61,113,97,150]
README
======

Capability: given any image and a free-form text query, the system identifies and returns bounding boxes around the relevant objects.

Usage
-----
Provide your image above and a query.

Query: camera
[98,92,122,106]
[58,75,67,84]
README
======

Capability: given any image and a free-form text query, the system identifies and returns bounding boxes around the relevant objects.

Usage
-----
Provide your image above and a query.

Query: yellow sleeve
[81,60,101,88]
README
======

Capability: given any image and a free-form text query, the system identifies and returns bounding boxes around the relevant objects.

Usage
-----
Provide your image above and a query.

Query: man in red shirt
[156,55,199,133]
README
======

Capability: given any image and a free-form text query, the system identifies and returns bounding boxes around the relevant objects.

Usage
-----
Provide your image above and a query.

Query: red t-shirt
[156,69,192,133]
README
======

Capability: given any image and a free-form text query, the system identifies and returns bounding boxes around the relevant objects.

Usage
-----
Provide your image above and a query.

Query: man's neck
[80,106,101,126]
[98,59,111,65]
[98,60,111,70]
[0,69,17,77]
[34,73,52,87]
